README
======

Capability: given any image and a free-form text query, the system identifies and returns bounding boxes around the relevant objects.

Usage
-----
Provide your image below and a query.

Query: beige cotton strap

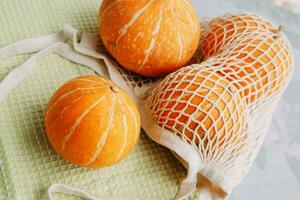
[44,184,145,200]
[63,25,138,103]
[0,25,109,103]
[0,31,66,58]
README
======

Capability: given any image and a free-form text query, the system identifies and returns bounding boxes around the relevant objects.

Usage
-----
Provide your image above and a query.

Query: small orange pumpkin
[98,0,201,77]
[201,13,293,103]
[148,67,245,149]
[45,75,141,168]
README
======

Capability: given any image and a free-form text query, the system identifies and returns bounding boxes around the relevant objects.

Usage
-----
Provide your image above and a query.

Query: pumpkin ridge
[115,0,154,45]
[71,78,105,86]
[85,95,116,166]
[50,95,84,128]
[176,32,184,67]
[119,95,139,145]
[100,0,125,19]
[138,4,164,70]
[46,86,105,114]
[177,0,197,33]
[61,95,106,151]
[179,0,196,12]
[171,2,185,67]
[113,97,129,163]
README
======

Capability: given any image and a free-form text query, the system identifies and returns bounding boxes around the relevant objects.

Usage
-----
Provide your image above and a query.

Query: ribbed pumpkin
[201,13,293,104]
[98,0,201,77]
[147,67,246,149]
[45,75,141,168]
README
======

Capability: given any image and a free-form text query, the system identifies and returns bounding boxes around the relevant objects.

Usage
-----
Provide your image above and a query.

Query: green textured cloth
[0,0,197,199]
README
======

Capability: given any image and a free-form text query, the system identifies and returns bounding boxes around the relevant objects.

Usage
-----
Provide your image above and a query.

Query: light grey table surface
[190,0,300,199]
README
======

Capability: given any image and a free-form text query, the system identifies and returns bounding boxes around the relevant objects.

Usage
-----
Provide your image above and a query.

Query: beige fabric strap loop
[0,32,66,59]
[0,25,109,102]
[44,184,145,200]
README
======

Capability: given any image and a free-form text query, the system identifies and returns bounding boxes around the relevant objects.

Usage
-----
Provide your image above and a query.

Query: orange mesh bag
[0,12,294,200]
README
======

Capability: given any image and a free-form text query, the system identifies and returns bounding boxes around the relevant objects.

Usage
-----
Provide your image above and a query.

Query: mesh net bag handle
[0,12,294,200]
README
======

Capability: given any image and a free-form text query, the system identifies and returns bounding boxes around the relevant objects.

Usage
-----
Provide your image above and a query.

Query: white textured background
[191,0,300,199]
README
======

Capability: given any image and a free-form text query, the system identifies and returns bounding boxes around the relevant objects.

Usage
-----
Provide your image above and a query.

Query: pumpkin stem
[110,85,119,93]
[272,25,285,39]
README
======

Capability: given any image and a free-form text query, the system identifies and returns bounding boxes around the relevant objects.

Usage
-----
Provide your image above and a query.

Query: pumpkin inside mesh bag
[111,12,294,199]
